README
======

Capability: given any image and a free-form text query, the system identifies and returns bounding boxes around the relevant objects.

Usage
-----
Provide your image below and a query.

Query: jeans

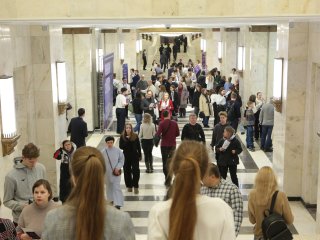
[246,125,254,148]
[133,114,142,132]
[141,139,154,169]
[116,108,126,134]
[123,154,140,188]
[261,125,273,150]
[218,164,239,187]
[202,116,209,126]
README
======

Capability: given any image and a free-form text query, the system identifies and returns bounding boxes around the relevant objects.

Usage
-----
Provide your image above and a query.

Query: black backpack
[261,191,293,240]
[226,101,236,121]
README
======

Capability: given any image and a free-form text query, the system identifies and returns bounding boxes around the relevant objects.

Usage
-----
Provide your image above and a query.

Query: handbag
[128,102,134,113]
[153,121,171,147]
[199,111,205,119]
[105,149,122,176]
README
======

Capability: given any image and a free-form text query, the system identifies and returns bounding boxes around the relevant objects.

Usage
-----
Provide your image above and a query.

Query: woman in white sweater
[139,113,156,173]
[148,140,236,240]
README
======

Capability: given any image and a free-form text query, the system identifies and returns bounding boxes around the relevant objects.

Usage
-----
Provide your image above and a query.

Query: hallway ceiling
[3,16,320,28]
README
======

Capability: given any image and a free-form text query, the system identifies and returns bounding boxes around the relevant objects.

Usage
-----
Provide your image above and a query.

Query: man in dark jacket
[215,126,242,187]
[181,113,205,143]
[226,93,241,132]
[211,111,229,160]
[68,108,88,148]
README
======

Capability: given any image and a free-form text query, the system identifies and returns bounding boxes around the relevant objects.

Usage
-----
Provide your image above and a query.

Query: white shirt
[211,94,226,105]
[229,73,238,85]
[148,195,236,240]
[115,94,127,108]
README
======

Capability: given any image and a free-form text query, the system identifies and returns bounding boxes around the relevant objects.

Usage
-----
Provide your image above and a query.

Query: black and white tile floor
[0,107,317,239]
[93,106,318,240]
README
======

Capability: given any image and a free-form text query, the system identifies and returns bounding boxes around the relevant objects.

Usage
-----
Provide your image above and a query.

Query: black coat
[181,123,205,143]
[67,117,88,148]
[192,91,201,108]
[119,136,141,160]
[215,137,242,166]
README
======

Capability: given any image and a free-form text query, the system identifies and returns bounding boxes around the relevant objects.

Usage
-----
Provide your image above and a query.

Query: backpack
[226,101,236,121]
[261,191,293,240]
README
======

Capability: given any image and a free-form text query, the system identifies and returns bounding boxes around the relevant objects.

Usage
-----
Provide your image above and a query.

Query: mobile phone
[26,232,41,239]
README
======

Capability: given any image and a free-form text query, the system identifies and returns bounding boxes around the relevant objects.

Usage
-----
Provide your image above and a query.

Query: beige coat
[199,94,212,117]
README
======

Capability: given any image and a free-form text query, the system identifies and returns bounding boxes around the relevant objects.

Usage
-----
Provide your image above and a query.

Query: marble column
[240,27,274,103]
[302,23,320,208]
[204,29,221,70]
[273,23,308,197]
[221,29,237,77]
[30,25,67,196]
[63,31,94,131]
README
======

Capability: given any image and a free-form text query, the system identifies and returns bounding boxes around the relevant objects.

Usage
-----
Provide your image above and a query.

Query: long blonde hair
[67,146,106,240]
[168,141,209,240]
[254,166,278,205]
[143,113,152,124]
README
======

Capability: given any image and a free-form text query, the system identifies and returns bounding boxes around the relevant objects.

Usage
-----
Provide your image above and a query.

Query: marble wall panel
[13,36,31,68]
[32,64,52,91]
[34,90,54,119]
[31,36,50,64]
[63,35,76,118]
[267,32,276,100]
[3,0,320,19]
[301,23,320,207]
[221,31,237,77]
[272,23,289,190]
[73,34,93,131]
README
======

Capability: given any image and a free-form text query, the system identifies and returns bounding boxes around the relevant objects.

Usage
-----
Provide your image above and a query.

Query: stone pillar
[302,23,320,208]
[204,29,221,70]
[63,29,94,131]
[273,23,307,197]
[30,25,67,196]
[240,27,275,102]
[221,29,237,77]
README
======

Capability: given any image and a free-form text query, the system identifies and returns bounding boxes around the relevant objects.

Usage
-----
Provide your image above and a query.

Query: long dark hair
[121,123,138,141]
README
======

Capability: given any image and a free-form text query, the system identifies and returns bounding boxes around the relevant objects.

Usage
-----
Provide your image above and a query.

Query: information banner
[103,53,114,129]
[122,63,128,81]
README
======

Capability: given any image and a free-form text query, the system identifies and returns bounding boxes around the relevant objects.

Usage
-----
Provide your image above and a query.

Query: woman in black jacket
[215,126,242,187]
[192,84,202,116]
[132,93,143,133]
[119,123,142,194]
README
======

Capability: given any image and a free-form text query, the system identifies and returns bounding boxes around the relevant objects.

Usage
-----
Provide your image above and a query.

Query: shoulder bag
[106,149,122,176]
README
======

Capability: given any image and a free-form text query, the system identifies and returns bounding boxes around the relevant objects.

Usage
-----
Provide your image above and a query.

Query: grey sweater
[259,102,274,126]
[42,204,135,240]
[3,161,46,222]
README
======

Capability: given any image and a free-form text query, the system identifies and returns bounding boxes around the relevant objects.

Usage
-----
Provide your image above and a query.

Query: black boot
[150,158,154,173]
[145,161,150,173]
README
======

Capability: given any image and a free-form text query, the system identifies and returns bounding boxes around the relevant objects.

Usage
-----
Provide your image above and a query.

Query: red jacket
[156,119,180,147]
[158,99,174,121]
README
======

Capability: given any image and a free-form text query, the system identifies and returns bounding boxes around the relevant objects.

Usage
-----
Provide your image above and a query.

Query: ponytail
[169,157,201,240]
[68,148,106,240]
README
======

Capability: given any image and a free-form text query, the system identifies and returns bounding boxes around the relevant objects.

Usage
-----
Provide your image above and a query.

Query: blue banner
[103,53,114,129]
[122,63,128,81]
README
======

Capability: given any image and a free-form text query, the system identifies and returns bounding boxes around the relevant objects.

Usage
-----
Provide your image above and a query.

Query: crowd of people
[0,56,291,240]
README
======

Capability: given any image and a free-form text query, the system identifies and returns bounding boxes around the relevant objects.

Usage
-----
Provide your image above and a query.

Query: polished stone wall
[1,0,320,19]
[63,32,94,130]
[0,25,66,196]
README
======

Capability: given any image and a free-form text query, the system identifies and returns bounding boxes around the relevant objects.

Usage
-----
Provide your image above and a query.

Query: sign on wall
[103,53,114,129]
